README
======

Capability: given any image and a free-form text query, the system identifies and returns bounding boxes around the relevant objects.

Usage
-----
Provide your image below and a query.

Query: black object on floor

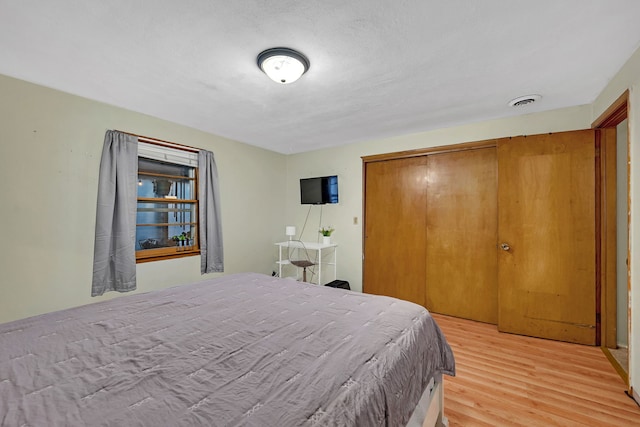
[325,280,350,290]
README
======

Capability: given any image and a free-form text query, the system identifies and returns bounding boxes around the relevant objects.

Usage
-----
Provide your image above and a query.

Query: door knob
[500,243,510,251]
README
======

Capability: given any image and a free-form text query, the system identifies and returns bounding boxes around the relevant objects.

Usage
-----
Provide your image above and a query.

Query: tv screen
[300,175,338,205]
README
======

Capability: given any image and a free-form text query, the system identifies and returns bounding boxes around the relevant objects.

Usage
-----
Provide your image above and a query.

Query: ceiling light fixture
[257,47,310,84]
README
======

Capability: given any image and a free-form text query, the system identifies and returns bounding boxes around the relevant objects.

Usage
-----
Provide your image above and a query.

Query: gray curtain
[91,131,138,296]
[198,150,224,273]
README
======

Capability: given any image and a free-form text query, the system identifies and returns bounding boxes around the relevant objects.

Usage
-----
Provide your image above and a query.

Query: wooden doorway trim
[597,127,617,348]
[592,90,630,386]
[592,90,629,128]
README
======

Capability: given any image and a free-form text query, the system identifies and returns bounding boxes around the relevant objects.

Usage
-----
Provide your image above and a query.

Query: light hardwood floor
[432,314,640,426]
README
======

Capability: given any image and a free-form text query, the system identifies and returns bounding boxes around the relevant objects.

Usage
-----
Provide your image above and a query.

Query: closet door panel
[425,148,498,323]
[363,157,428,306]
[497,130,596,345]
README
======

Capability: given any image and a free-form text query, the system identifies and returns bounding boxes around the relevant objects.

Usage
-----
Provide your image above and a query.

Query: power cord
[291,204,326,283]
[625,390,640,408]
[298,205,312,239]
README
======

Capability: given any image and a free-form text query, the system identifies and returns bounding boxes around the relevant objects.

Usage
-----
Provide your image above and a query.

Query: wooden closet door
[363,157,428,306]
[497,130,596,345]
[425,148,498,323]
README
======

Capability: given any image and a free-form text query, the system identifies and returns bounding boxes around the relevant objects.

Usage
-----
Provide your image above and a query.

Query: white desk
[275,241,337,285]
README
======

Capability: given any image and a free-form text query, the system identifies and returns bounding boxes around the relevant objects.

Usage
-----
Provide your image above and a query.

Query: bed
[0,273,455,426]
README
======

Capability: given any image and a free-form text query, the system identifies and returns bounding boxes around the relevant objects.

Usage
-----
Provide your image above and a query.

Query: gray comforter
[0,273,455,426]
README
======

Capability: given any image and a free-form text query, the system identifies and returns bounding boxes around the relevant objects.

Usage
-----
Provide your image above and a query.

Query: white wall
[593,44,640,400]
[0,74,287,324]
[285,105,592,293]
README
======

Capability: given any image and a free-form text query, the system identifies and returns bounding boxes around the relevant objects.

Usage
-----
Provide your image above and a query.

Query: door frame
[592,89,630,386]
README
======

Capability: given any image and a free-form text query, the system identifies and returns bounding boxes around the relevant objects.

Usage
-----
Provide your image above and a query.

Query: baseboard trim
[601,347,629,385]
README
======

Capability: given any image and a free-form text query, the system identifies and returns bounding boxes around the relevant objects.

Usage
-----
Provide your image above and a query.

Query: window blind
[138,141,198,167]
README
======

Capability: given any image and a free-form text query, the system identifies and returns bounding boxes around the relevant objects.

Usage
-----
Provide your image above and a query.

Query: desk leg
[318,248,322,285]
[334,247,337,281]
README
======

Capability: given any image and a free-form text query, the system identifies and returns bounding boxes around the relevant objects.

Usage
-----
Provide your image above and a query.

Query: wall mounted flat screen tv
[300,175,339,205]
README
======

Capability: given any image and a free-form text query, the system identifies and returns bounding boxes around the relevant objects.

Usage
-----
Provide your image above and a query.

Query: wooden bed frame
[406,374,448,427]
[424,380,448,427]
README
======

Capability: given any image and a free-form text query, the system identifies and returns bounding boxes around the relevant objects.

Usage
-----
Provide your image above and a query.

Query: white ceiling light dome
[257,47,310,84]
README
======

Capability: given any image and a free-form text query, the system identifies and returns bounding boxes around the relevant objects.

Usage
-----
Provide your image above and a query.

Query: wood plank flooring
[432,314,640,426]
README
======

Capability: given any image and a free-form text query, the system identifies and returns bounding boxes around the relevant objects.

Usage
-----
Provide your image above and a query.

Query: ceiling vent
[508,94,542,107]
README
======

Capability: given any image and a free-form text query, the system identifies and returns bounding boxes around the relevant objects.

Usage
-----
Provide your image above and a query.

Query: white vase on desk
[322,236,331,245]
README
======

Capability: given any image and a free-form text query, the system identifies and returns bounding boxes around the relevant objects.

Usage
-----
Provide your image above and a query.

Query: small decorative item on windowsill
[172,231,191,251]
[319,226,334,245]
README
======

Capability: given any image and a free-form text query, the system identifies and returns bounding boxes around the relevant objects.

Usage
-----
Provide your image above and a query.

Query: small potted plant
[319,226,334,245]
[172,231,191,251]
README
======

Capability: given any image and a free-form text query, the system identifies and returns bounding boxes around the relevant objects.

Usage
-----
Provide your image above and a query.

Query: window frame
[135,138,201,263]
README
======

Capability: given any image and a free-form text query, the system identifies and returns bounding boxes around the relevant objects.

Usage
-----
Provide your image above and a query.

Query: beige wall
[592,44,640,400]
[0,74,287,324]
[285,105,592,293]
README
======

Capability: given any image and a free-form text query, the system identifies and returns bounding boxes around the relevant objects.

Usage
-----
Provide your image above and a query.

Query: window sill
[136,250,200,264]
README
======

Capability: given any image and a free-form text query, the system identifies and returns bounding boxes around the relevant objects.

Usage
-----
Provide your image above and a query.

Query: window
[136,141,199,262]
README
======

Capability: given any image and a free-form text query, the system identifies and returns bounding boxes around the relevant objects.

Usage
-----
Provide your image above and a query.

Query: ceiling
[2,1,640,154]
